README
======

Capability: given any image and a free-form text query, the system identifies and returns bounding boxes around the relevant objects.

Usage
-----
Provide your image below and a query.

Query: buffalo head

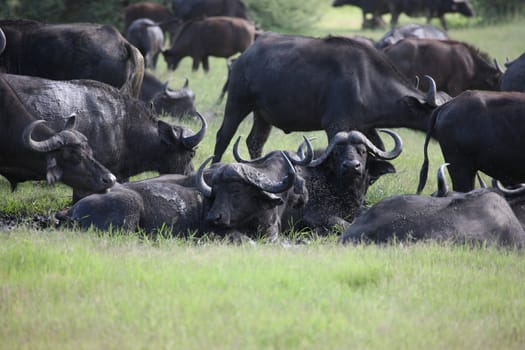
[157,111,207,175]
[152,78,197,119]
[23,115,116,193]
[196,152,306,240]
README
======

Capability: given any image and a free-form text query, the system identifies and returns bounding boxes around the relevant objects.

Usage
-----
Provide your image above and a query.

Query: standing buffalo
[375,24,448,49]
[213,33,446,163]
[126,18,164,69]
[500,52,525,92]
[123,2,179,44]
[171,0,251,21]
[0,19,144,98]
[4,74,206,198]
[235,129,403,234]
[0,75,116,194]
[62,152,308,242]
[140,72,197,119]
[417,90,525,194]
[340,164,525,248]
[163,16,256,72]
[383,38,502,96]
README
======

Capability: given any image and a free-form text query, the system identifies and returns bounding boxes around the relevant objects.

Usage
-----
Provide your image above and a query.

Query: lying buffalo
[140,72,197,119]
[214,33,447,162]
[0,75,116,194]
[418,90,525,193]
[5,74,206,199]
[163,16,256,72]
[0,19,144,98]
[171,0,251,21]
[383,38,502,96]
[126,18,164,69]
[61,152,307,242]
[234,129,403,234]
[340,164,525,248]
[500,52,525,92]
[375,23,448,49]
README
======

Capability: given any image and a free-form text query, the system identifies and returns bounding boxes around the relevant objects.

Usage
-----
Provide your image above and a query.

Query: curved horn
[493,58,503,74]
[23,120,64,153]
[491,179,525,196]
[286,136,313,166]
[181,111,207,149]
[195,155,214,198]
[436,163,450,197]
[308,132,350,167]
[0,28,5,55]
[424,75,437,107]
[350,129,403,160]
[251,151,296,194]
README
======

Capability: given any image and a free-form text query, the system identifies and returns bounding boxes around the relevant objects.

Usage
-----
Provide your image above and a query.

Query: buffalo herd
[1,0,525,248]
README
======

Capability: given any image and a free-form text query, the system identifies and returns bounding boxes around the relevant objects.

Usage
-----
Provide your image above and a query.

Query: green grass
[2,8,525,350]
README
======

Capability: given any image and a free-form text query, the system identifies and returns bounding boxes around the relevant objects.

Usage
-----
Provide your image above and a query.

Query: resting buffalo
[0,19,144,98]
[126,18,164,69]
[383,38,502,96]
[4,74,206,197]
[213,33,446,163]
[417,90,525,194]
[375,23,448,49]
[500,52,525,92]
[62,152,307,241]
[332,0,389,29]
[388,0,475,30]
[235,129,403,234]
[0,75,116,194]
[171,0,251,21]
[163,16,255,72]
[340,164,525,248]
[140,72,197,119]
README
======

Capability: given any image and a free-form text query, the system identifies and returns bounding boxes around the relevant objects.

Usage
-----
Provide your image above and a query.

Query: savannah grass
[1,7,525,349]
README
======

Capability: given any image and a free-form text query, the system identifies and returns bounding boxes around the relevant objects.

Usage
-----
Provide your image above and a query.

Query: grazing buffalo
[340,164,525,248]
[383,38,502,96]
[62,152,308,241]
[235,129,403,234]
[0,75,116,194]
[0,19,144,98]
[126,18,164,69]
[388,0,475,30]
[171,0,251,21]
[163,16,255,72]
[417,90,525,194]
[332,0,389,29]
[500,52,525,92]
[375,23,448,49]
[213,33,447,162]
[4,74,206,197]
[140,72,197,119]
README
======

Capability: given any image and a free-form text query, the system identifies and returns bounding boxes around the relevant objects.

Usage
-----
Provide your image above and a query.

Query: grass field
[2,5,525,349]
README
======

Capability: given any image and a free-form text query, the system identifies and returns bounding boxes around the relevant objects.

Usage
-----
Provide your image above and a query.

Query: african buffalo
[417,90,525,194]
[4,74,206,198]
[0,19,144,98]
[375,23,448,49]
[383,38,502,96]
[235,129,403,234]
[500,52,525,92]
[126,18,164,69]
[140,72,197,119]
[213,33,446,163]
[332,0,389,29]
[0,75,116,194]
[163,16,255,72]
[340,164,525,248]
[123,2,180,44]
[171,0,251,21]
[62,152,308,241]
[388,0,475,30]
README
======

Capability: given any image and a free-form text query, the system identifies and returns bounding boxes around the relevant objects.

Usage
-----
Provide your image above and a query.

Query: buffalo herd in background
[1,0,525,247]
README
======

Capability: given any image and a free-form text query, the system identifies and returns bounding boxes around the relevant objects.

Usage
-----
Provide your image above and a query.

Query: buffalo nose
[103,173,117,187]
[342,160,362,173]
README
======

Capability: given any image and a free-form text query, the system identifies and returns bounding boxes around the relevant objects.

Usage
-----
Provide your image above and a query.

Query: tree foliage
[471,0,525,19]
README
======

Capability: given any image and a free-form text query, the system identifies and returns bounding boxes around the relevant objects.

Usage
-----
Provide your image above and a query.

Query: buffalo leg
[192,57,200,71]
[213,100,253,163]
[438,16,448,31]
[247,112,272,159]
[446,161,476,192]
[202,56,210,73]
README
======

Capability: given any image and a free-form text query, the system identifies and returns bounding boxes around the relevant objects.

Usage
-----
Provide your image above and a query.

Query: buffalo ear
[367,159,395,185]
[46,156,63,185]
[157,120,178,146]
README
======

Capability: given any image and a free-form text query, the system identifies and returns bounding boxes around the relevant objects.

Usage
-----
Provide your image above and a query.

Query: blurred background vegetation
[0,0,523,32]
